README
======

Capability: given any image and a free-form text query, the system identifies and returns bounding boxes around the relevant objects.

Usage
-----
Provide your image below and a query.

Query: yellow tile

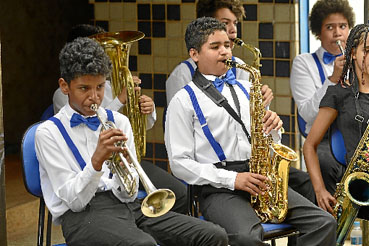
[122,21,137,32]
[275,4,292,22]
[275,77,291,96]
[275,23,291,41]
[275,96,291,115]
[129,41,139,56]
[181,5,196,20]
[138,55,153,73]
[261,76,275,93]
[167,0,181,3]
[168,39,184,57]
[168,57,184,73]
[141,89,153,99]
[109,20,124,32]
[95,3,109,20]
[122,3,137,21]
[242,23,258,42]
[290,41,298,59]
[146,127,154,142]
[154,56,168,73]
[167,22,184,38]
[258,4,274,22]
[110,3,123,20]
[152,39,168,56]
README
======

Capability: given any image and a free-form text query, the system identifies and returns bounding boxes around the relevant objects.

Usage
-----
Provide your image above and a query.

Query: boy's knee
[204,224,229,246]
[231,232,264,246]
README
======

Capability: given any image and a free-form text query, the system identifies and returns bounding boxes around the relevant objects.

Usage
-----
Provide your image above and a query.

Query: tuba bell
[90,104,176,217]
[90,31,147,163]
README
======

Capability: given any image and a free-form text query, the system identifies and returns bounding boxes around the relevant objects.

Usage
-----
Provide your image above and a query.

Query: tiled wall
[90,0,300,170]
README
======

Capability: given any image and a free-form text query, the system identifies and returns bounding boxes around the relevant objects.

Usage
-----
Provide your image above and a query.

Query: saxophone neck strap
[192,70,251,144]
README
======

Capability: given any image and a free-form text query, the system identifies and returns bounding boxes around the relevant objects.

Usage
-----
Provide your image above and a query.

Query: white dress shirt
[165,57,250,105]
[53,80,156,130]
[165,74,280,191]
[35,104,139,224]
[290,46,336,134]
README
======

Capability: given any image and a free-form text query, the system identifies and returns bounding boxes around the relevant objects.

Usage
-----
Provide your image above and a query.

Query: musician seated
[304,23,369,221]
[35,37,228,246]
[165,17,336,246]
[52,24,188,215]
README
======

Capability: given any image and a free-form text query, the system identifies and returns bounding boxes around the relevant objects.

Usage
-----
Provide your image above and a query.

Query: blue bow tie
[323,52,342,64]
[70,113,100,131]
[213,70,237,92]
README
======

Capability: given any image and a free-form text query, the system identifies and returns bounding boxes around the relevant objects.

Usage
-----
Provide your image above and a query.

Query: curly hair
[67,24,106,43]
[196,0,245,21]
[309,0,355,38]
[340,24,369,87]
[59,37,112,83]
[185,17,227,52]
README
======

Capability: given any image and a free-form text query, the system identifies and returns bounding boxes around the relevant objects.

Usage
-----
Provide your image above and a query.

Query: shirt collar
[202,72,228,82]
[64,103,98,121]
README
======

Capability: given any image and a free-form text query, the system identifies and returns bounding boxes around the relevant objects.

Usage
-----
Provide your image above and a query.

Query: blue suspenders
[182,56,237,77]
[49,109,115,170]
[184,83,249,161]
[312,53,326,84]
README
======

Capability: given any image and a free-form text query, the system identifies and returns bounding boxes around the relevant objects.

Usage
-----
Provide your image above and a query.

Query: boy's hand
[139,95,154,114]
[262,110,283,134]
[91,128,128,171]
[329,55,345,84]
[117,76,142,104]
[234,172,268,195]
[261,84,273,108]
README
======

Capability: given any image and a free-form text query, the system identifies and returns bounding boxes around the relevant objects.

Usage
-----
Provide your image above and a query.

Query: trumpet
[90,104,176,217]
[336,40,345,55]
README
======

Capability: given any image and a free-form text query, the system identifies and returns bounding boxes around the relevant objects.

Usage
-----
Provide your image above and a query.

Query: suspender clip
[355,92,360,99]
[201,122,208,128]
[355,115,364,123]
[221,161,226,167]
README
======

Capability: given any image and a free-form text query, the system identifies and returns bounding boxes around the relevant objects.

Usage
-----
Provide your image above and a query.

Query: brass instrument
[90,31,146,162]
[90,104,176,217]
[224,55,298,223]
[233,38,262,69]
[336,40,345,55]
[333,123,369,245]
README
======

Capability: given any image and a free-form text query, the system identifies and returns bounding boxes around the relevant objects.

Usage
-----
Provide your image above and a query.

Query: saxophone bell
[90,104,176,217]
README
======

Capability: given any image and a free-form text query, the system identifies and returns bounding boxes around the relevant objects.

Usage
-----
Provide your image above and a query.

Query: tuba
[225,39,298,223]
[90,104,176,217]
[333,123,369,245]
[90,31,147,162]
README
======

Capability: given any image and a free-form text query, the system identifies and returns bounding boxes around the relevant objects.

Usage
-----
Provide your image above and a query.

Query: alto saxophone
[333,123,369,246]
[226,39,298,223]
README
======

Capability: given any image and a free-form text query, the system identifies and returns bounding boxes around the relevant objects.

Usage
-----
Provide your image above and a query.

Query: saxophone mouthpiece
[336,40,345,55]
[223,59,237,68]
[233,38,244,47]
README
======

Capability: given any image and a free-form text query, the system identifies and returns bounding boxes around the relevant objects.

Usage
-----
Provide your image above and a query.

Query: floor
[4,154,354,246]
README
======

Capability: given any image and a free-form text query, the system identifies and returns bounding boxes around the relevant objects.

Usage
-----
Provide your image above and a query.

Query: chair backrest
[297,113,307,138]
[21,122,43,197]
[41,104,54,121]
[329,122,347,166]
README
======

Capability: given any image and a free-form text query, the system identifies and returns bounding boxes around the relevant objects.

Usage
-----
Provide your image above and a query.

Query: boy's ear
[189,48,199,62]
[59,78,69,95]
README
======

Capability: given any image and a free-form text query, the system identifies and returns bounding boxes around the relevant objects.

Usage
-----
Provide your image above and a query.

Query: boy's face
[59,75,106,116]
[190,30,232,76]
[214,8,238,48]
[319,13,349,55]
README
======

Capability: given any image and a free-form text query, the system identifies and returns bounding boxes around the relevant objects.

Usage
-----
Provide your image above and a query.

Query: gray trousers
[61,191,228,246]
[200,187,336,246]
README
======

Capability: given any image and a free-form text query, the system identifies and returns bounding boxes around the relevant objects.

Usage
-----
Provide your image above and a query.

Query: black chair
[21,122,67,246]
[187,185,299,246]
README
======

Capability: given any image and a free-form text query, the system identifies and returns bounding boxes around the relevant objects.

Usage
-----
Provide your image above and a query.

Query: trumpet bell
[141,189,176,217]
